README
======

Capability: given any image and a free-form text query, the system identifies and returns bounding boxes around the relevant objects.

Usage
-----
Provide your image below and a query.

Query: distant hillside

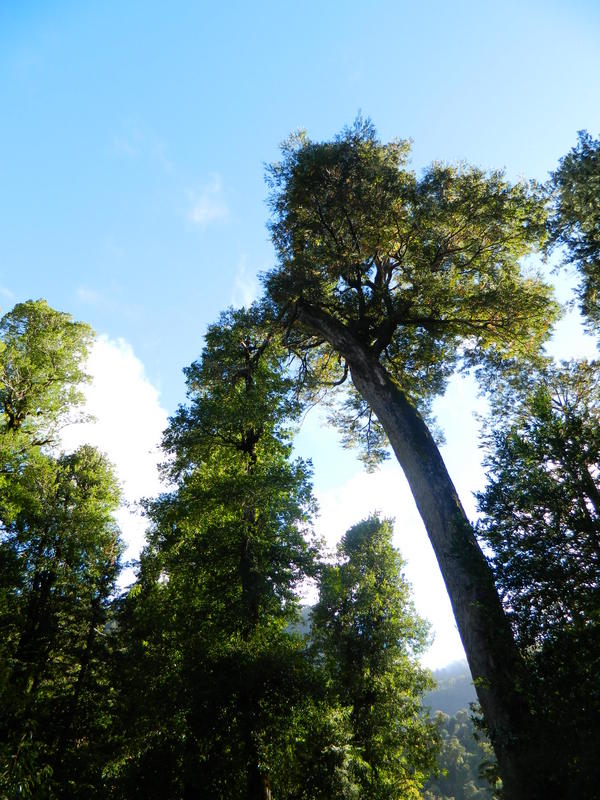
[425,660,477,715]
[424,663,494,800]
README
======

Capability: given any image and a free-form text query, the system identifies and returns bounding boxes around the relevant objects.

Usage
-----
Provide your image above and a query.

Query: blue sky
[1,0,599,665]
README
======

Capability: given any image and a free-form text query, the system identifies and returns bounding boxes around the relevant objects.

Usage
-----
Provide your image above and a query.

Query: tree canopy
[0,301,122,798]
[109,308,319,799]
[266,119,557,461]
[0,300,92,444]
[549,130,600,329]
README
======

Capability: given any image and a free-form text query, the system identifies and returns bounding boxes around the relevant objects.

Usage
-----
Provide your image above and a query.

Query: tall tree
[263,120,559,798]
[0,300,122,797]
[477,359,600,797]
[311,516,439,800]
[549,131,600,329]
[0,446,123,797]
[111,308,318,800]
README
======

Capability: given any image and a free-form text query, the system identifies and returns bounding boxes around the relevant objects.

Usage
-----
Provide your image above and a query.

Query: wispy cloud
[112,122,174,173]
[187,174,229,227]
[231,255,259,307]
[0,286,15,306]
[76,286,104,305]
[75,284,142,322]
[111,123,230,231]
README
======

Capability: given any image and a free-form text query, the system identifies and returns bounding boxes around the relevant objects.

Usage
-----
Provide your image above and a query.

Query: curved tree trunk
[294,301,542,799]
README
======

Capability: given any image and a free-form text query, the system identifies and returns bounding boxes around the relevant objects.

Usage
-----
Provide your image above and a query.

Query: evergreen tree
[110,308,318,799]
[311,516,439,800]
[477,360,600,797]
[549,131,600,329]
[0,300,122,798]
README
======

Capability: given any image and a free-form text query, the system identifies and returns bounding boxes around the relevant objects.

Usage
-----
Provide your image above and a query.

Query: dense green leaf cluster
[266,119,558,462]
[423,710,493,800]
[106,311,439,799]
[549,131,600,328]
[478,360,600,647]
[477,360,600,796]
[0,301,123,798]
[107,308,318,797]
[311,517,439,800]
[0,300,92,451]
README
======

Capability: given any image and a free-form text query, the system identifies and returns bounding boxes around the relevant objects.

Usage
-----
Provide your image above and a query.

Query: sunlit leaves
[265,120,558,463]
[549,131,600,329]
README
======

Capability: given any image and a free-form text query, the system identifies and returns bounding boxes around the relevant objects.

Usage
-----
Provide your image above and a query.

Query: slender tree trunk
[294,302,543,799]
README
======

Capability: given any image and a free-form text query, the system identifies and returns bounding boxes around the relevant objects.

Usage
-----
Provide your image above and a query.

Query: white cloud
[60,336,169,571]
[76,286,104,305]
[112,122,173,173]
[187,174,229,227]
[0,286,15,306]
[75,283,142,323]
[231,255,260,307]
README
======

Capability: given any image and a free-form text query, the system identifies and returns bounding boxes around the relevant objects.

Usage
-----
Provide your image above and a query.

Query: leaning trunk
[294,302,543,799]
[350,359,533,797]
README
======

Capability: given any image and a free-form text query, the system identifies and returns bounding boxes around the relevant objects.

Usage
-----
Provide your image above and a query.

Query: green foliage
[477,360,600,796]
[266,119,558,463]
[478,360,600,647]
[0,446,123,798]
[0,299,93,449]
[549,131,600,328]
[0,300,122,798]
[109,307,319,798]
[0,299,94,535]
[156,308,317,634]
[311,516,439,799]
[110,316,441,799]
[274,703,362,800]
[423,710,494,800]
